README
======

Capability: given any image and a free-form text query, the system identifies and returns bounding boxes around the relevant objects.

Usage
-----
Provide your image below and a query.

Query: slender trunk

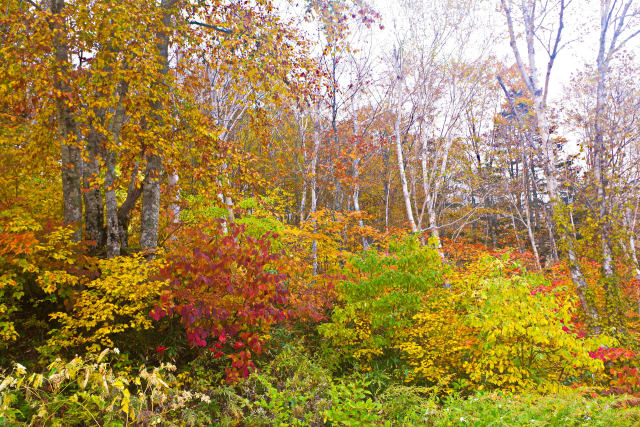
[594,6,619,327]
[510,211,524,253]
[217,191,228,234]
[524,203,541,269]
[543,206,559,263]
[626,206,640,276]
[595,63,614,278]
[352,156,368,249]
[310,104,321,275]
[394,111,417,233]
[299,181,307,225]
[299,118,308,224]
[519,127,541,268]
[168,173,180,223]
[351,114,367,249]
[384,164,391,232]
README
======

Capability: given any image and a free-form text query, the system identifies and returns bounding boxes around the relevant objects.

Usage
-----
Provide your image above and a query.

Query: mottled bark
[168,173,180,223]
[50,0,82,241]
[140,153,162,251]
[105,84,127,258]
[104,151,120,257]
[83,120,105,248]
[140,0,171,251]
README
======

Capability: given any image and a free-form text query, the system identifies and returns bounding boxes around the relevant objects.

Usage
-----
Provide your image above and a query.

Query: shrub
[0,349,215,426]
[432,390,640,426]
[46,253,166,355]
[0,208,81,349]
[395,289,476,391]
[319,236,444,377]
[153,224,290,383]
[464,257,615,392]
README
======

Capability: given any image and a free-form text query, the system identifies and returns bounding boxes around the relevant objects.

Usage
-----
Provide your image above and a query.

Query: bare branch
[188,20,233,34]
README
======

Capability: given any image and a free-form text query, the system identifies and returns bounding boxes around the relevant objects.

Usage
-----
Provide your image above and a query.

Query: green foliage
[432,390,640,426]
[319,236,444,376]
[180,194,229,226]
[206,343,383,426]
[378,385,438,424]
[323,379,382,426]
[216,343,332,425]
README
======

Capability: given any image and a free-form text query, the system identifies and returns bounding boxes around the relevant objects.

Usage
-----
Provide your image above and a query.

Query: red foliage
[151,224,290,382]
[589,346,640,396]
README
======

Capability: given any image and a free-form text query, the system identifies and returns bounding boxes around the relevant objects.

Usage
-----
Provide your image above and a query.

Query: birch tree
[501,0,600,327]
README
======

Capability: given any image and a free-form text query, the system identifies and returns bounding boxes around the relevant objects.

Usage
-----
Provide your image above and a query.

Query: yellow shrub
[47,254,166,353]
[463,260,615,392]
[396,290,475,390]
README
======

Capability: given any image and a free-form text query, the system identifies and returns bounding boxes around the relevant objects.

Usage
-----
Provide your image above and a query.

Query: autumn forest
[3,0,640,425]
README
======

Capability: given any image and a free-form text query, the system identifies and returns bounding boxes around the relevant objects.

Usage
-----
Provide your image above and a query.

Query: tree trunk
[310,104,321,275]
[105,150,120,258]
[502,0,596,326]
[140,153,162,251]
[510,210,524,253]
[50,0,83,241]
[83,120,105,249]
[352,157,369,249]
[299,181,307,224]
[140,0,171,251]
[394,110,417,233]
[384,151,391,232]
[117,165,143,252]
[168,173,180,223]
[594,3,619,326]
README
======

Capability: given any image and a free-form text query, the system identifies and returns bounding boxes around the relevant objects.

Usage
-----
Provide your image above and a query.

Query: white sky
[283,0,638,101]
[279,0,640,154]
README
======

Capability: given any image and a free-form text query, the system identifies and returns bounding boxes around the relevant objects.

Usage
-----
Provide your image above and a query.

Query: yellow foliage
[47,254,166,353]
[463,259,615,392]
[396,291,476,390]
[0,208,79,347]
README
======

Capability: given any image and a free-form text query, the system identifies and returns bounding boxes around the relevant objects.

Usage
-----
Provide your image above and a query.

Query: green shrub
[318,236,445,378]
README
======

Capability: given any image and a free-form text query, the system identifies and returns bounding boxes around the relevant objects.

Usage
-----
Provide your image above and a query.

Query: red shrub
[151,224,290,382]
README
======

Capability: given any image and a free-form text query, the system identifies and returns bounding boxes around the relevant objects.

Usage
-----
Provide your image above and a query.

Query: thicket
[2,200,640,425]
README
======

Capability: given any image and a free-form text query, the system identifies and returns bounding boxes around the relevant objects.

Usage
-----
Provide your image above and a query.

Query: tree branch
[501,0,536,95]
[189,20,233,34]
[19,0,42,11]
